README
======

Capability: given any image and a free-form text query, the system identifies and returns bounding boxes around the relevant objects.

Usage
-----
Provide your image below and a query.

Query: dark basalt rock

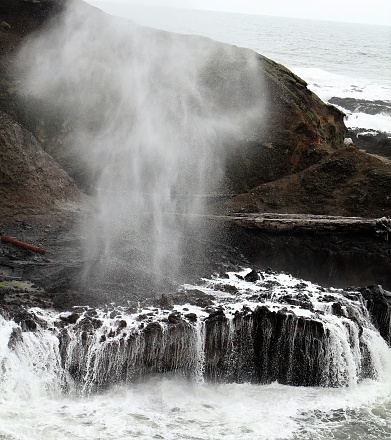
[159,290,214,309]
[244,269,259,282]
[329,97,391,116]
[280,293,314,311]
[8,326,22,349]
[0,110,80,219]
[184,312,197,322]
[59,312,79,324]
[360,285,391,345]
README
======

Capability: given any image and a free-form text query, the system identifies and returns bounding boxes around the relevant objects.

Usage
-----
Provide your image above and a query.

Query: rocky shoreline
[346,127,391,159]
[2,266,391,391]
[1,0,391,390]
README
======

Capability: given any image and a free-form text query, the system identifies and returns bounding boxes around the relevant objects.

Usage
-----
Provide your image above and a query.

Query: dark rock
[0,111,80,219]
[185,289,214,308]
[206,309,226,321]
[158,293,175,309]
[21,318,37,331]
[219,146,391,218]
[8,327,22,349]
[185,313,197,322]
[329,97,391,117]
[60,312,79,324]
[168,312,181,324]
[220,284,239,294]
[117,320,127,331]
[143,321,162,335]
[360,285,391,345]
[331,302,345,317]
[280,293,314,311]
[244,269,259,282]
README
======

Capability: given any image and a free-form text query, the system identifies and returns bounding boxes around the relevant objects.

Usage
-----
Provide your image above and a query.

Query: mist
[16,0,267,300]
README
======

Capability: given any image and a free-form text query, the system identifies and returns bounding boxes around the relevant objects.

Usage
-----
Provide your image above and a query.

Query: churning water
[1,378,391,439]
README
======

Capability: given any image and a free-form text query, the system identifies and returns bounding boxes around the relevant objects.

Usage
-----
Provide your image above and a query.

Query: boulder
[0,111,80,218]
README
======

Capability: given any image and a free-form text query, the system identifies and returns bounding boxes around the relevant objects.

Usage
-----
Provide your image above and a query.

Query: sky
[86,0,391,25]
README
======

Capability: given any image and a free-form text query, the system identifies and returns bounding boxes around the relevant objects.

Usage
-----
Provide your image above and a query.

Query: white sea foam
[0,369,390,439]
[291,67,390,103]
[344,112,391,133]
[291,67,391,133]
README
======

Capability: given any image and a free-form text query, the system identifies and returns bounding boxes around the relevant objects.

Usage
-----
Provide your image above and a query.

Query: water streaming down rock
[0,315,69,399]
[1,270,390,396]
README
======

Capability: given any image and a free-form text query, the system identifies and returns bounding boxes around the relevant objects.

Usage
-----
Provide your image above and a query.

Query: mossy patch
[0,280,42,292]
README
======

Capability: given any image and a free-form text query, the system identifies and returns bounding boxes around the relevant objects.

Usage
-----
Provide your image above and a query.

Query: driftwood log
[0,235,45,254]
[195,213,380,234]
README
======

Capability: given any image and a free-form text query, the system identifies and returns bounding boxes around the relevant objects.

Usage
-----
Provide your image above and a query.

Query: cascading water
[1,269,391,439]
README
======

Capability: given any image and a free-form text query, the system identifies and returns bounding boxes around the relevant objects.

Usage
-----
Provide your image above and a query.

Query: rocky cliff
[0,0,346,199]
[0,110,80,218]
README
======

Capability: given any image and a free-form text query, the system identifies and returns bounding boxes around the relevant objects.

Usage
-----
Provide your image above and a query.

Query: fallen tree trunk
[208,213,377,233]
[0,235,45,254]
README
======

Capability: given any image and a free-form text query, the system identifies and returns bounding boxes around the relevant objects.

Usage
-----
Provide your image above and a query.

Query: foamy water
[1,378,391,440]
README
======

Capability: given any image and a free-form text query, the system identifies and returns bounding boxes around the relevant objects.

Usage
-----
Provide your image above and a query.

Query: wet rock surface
[360,284,391,345]
[2,268,390,390]
[329,97,391,117]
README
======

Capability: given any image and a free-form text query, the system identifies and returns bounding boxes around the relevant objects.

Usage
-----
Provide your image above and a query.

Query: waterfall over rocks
[2,269,390,396]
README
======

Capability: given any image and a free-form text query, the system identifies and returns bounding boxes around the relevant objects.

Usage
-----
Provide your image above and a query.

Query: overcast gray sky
[86,0,391,25]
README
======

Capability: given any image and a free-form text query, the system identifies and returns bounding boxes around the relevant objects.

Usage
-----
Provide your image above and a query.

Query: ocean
[1,3,391,440]
[87,2,391,135]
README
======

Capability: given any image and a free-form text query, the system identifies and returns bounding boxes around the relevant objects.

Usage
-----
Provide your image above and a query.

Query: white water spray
[16,0,267,292]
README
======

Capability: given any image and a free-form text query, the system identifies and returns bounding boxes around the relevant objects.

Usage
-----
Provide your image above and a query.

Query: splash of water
[16,1,267,295]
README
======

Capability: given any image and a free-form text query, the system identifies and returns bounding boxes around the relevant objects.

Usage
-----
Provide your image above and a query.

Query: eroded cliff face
[0,111,80,219]
[1,1,390,221]
[219,146,391,217]
[224,57,345,192]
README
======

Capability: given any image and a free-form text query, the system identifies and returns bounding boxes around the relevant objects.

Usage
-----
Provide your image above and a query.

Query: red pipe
[0,235,45,254]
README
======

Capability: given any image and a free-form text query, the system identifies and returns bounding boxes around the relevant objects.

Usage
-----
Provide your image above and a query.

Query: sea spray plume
[16,0,267,299]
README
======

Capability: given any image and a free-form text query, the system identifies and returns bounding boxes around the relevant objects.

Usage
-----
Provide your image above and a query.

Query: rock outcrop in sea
[2,269,391,392]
